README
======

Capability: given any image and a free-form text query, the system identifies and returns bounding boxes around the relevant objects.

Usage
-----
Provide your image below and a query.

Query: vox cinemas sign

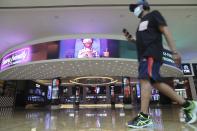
[1,47,31,70]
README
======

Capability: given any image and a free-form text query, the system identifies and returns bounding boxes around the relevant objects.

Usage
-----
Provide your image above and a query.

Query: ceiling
[0,0,197,62]
[0,0,196,80]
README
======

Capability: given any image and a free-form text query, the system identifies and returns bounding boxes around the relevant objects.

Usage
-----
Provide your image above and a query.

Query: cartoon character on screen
[77,38,99,58]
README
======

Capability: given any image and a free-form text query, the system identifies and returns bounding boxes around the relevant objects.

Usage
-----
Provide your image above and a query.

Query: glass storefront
[58,85,124,105]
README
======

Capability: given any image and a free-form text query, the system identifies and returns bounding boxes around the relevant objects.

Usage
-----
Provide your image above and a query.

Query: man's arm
[159,26,176,52]
[159,26,181,65]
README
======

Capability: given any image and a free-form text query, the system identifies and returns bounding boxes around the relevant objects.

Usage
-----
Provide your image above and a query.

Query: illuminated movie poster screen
[122,77,131,98]
[59,38,119,59]
[52,78,60,100]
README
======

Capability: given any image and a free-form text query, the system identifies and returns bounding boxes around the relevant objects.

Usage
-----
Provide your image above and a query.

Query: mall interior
[0,0,197,131]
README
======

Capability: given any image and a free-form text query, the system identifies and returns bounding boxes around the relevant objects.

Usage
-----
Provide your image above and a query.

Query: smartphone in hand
[122,28,135,42]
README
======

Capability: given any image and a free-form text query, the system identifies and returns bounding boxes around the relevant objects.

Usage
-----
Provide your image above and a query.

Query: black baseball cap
[129,1,150,12]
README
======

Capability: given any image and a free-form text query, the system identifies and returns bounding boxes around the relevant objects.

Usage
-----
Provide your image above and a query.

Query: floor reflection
[0,105,197,131]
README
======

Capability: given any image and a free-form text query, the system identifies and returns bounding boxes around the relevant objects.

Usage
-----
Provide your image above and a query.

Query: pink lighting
[1,47,31,70]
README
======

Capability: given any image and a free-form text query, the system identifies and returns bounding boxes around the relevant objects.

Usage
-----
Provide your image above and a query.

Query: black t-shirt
[136,10,167,62]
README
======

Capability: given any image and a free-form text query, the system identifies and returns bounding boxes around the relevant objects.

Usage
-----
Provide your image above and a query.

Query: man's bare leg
[140,79,153,114]
[153,82,185,105]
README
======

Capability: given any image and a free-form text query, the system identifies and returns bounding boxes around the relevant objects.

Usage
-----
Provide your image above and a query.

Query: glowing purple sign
[1,47,31,70]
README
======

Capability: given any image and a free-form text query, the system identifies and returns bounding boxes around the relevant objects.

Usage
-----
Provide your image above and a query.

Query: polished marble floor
[0,105,197,131]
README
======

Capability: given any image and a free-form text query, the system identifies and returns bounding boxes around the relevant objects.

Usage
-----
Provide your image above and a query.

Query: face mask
[134,5,143,17]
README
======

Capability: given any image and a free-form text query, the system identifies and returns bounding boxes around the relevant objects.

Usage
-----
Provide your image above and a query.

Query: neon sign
[1,47,31,70]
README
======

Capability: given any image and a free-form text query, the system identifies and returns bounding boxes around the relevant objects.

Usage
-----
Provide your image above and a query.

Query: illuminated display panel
[1,47,31,70]
[182,63,193,76]
[0,38,179,70]
[59,38,119,59]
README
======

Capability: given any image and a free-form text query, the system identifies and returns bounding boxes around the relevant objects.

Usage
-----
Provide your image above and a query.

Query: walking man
[123,0,197,128]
